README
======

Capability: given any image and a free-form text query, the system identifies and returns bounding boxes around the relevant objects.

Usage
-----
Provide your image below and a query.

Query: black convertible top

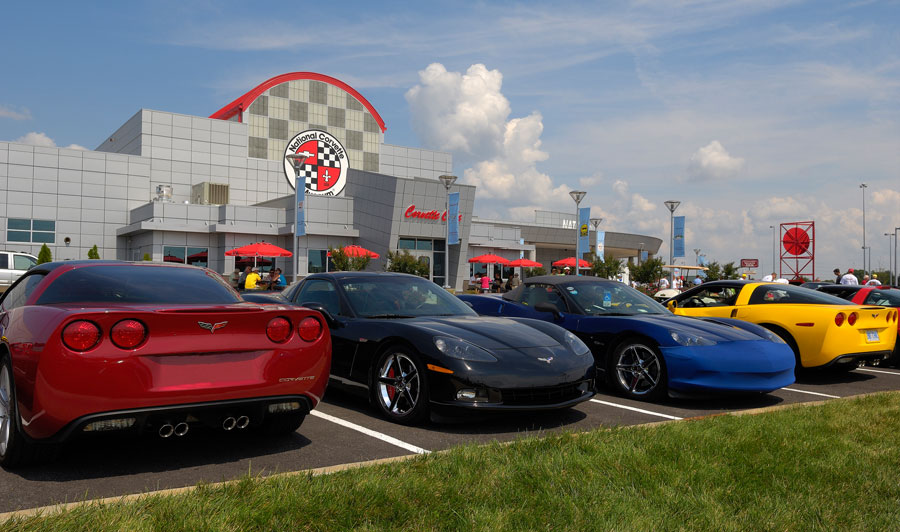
[521,275,622,286]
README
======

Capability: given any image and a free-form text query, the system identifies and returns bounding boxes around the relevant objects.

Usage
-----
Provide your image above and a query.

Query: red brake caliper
[387,366,396,401]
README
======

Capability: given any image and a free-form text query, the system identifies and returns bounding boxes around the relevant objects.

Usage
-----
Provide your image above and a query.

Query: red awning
[508,258,543,268]
[552,257,591,268]
[225,242,293,258]
[468,254,511,265]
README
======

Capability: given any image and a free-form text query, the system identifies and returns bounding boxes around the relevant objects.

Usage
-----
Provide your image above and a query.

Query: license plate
[865,330,879,343]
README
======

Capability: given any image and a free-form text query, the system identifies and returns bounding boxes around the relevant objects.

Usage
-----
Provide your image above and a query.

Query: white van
[0,251,38,292]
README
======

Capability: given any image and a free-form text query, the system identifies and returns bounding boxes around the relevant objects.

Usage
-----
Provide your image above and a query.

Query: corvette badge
[198,321,228,333]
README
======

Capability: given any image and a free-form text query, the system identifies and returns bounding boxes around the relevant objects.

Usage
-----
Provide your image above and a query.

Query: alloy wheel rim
[0,364,10,456]
[615,344,660,396]
[377,353,420,416]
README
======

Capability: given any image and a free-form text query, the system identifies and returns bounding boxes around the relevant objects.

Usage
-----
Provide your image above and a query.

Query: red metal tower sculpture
[780,221,815,281]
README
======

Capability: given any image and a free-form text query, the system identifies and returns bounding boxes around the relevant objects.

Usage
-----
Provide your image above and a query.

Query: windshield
[339,276,477,318]
[563,281,668,315]
[37,265,241,305]
[748,284,855,305]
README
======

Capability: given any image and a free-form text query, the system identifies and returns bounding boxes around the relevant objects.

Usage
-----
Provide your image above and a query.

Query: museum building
[0,72,660,290]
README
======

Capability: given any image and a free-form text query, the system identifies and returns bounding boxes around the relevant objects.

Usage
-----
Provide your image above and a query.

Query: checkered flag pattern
[318,145,339,168]
[300,163,317,188]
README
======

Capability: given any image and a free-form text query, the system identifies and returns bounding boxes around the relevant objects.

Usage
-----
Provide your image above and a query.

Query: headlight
[564,331,592,356]
[670,331,717,346]
[434,337,498,362]
[757,328,786,344]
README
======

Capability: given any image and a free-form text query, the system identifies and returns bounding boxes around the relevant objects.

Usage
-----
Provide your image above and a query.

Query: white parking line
[857,367,900,376]
[782,388,840,399]
[589,399,683,420]
[310,410,430,455]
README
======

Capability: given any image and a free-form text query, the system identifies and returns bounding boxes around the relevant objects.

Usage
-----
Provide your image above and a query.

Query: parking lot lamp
[570,191,586,276]
[439,175,458,290]
[285,152,308,280]
[769,225,777,277]
[664,201,680,284]
[590,217,603,257]
[860,183,867,272]
[885,233,893,287]
[895,227,900,286]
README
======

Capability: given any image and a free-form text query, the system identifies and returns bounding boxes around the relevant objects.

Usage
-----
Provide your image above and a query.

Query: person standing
[840,268,859,285]
[658,277,670,290]
[480,273,491,293]
[833,268,841,283]
[866,274,882,286]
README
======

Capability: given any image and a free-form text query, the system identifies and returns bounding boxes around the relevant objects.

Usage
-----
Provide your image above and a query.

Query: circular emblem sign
[782,227,810,256]
[283,130,349,196]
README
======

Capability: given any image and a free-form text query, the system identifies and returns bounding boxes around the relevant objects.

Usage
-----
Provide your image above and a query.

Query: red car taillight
[267,317,292,343]
[298,317,322,342]
[110,319,147,349]
[848,312,858,326]
[62,321,101,351]
[835,313,845,326]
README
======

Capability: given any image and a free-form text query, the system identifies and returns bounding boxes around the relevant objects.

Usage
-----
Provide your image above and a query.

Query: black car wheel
[372,346,429,425]
[1,353,38,468]
[608,338,667,401]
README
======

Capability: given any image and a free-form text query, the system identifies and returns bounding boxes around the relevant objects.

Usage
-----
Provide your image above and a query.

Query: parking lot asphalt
[2,366,900,515]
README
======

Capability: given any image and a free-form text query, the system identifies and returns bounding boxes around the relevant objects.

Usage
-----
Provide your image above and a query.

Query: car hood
[407,315,562,349]
[617,314,768,342]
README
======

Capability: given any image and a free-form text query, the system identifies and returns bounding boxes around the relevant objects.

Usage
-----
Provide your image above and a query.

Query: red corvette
[0,261,330,468]
[816,285,900,364]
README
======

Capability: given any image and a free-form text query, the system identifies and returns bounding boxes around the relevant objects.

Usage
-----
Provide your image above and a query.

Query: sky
[1,1,898,277]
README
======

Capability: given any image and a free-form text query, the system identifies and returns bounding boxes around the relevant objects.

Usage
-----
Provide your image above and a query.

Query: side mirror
[301,302,342,328]
[534,301,562,320]
[463,300,474,308]
[666,299,677,312]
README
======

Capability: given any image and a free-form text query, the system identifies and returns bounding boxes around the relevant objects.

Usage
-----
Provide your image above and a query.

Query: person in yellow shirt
[245,267,262,289]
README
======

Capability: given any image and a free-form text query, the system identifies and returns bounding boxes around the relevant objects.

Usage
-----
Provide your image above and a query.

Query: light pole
[590,217,603,259]
[885,232,893,286]
[570,191,587,276]
[439,175,458,289]
[285,152,308,281]
[860,183,867,272]
[664,200,680,284]
[769,225,777,277]
[895,227,900,286]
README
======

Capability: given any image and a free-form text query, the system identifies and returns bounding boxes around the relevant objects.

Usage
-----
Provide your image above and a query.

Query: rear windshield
[748,284,851,305]
[37,265,241,305]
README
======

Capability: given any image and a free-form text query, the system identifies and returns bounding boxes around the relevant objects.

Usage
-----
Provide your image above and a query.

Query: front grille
[500,382,587,406]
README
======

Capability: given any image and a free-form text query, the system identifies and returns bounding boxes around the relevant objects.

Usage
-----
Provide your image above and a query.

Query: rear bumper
[818,351,892,369]
[34,395,313,444]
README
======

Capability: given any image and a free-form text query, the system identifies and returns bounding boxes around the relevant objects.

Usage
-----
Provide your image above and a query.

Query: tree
[37,244,52,264]
[329,246,371,272]
[629,257,665,285]
[705,261,722,281]
[142,253,152,261]
[87,245,100,259]
[525,266,546,278]
[589,253,623,279]
[722,261,739,279]
[385,250,429,277]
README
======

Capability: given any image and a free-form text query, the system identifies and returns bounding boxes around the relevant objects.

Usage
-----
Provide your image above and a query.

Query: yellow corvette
[667,281,898,370]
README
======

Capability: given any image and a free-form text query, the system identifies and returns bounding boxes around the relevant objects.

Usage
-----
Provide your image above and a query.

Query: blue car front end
[662,340,795,393]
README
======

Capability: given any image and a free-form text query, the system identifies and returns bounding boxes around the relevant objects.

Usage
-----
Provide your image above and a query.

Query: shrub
[385,250,429,277]
[87,245,100,259]
[37,244,53,264]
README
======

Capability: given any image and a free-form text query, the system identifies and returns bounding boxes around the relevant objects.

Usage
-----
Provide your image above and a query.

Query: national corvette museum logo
[283,130,348,196]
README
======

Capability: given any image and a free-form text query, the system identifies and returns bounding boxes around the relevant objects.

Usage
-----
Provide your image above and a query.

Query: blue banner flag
[447,192,460,245]
[295,187,306,237]
[597,231,605,258]
[578,207,590,257]
[673,216,685,258]
[641,250,648,262]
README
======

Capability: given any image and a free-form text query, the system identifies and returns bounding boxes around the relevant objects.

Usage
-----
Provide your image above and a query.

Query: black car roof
[307,271,423,280]
[523,275,621,286]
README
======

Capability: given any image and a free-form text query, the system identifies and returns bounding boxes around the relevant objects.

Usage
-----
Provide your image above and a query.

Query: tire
[607,338,668,401]
[261,412,306,436]
[372,346,429,425]
[1,353,38,468]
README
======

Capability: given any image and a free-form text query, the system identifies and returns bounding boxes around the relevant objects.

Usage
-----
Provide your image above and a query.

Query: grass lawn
[4,392,900,531]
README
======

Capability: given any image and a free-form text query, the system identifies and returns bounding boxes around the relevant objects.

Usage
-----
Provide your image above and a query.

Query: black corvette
[244,272,594,424]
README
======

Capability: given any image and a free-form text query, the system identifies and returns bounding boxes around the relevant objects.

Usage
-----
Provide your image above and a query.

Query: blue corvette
[459,276,795,400]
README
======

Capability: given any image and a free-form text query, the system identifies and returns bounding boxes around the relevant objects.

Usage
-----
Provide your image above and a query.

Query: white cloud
[0,105,31,121]
[579,172,604,187]
[686,141,745,181]
[407,63,574,218]
[15,132,86,150]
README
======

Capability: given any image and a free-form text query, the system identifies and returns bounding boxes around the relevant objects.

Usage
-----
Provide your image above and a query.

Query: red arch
[209,72,386,133]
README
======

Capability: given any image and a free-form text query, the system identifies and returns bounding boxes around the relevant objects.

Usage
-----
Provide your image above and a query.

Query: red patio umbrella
[327,245,380,259]
[468,254,511,265]
[552,257,591,268]
[226,242,293,268]
[508,258,543,268]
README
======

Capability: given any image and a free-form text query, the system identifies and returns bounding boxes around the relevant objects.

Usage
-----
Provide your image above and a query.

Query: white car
[653,288,680,302]
[0,251,37,292]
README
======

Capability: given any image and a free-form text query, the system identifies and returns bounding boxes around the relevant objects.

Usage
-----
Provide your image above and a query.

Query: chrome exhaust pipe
[174,422,189,437]
[159,423,175,438]
[236,415,250,429]
[222,417,237,431]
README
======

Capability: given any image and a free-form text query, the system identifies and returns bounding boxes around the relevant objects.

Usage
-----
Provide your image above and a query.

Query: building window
[248,95,268,116]
[363,113,379,133]
[363,151,379,172]
[163,246,209,268]
[6,218,55,244]
[346,130,363,150]
[290,101,308,122]
[249,136,268,159]
[327,107,346,128]
[269,118,288,140]
[270,83,289,98]
[308,249,335,273]
[310,81,328,104]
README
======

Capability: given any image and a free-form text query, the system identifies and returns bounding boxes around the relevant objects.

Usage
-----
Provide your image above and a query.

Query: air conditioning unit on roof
[192,182,230,205]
